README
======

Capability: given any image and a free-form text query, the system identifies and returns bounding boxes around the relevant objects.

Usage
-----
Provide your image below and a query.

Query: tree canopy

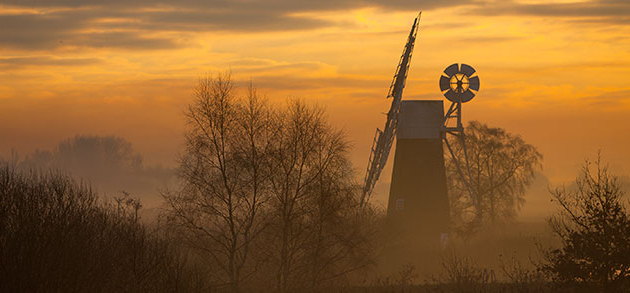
[446,121,542,234]
[163,73,375,292]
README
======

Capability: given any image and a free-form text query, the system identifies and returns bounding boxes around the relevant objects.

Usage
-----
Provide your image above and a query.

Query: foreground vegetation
[0,163,210,292]
[4,154,627,292]
[2,74,629,292]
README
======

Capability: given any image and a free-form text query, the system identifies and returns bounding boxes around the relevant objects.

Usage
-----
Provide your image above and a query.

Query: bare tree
[446,121,542,234]
[164,74,274,292]
[266,101,374,292]
[267,101,338,291]
[540,155,630,291]
[305,124,376,289]
[165,74,376,292]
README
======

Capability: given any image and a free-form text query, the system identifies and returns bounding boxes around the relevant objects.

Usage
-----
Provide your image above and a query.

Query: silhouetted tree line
[16,135,174,210]
[0,162,211,292]
[21,135,143,175]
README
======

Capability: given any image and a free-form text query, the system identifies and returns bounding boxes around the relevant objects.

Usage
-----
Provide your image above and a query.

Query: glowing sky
[2,0,630,209]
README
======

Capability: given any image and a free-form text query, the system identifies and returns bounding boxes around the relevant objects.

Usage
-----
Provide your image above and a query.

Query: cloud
[136,10,333,32]
[72,32,179,49]
[2,0,466,12]
[0,12,86,49]
[3,0,627,54]
[0,56,101,68]
[0,0,473,51]
[459,36,522,43]
[253,75,388,92]
[582,89,630,107]
[470,0,630,25]
[0,10,182,50]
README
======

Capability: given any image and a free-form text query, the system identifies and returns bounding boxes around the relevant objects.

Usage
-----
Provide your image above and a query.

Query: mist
[3,1,630,291]
[4,73,630,291]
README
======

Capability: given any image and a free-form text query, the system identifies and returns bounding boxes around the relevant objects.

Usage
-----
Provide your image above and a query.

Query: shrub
[0,162,207,292]
[540,156,630,291]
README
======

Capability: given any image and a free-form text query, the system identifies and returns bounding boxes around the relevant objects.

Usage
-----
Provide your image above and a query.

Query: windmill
[360,12,420,206]
[360,14,480,242]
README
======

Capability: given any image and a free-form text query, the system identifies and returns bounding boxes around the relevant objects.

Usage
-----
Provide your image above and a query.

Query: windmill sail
[360,13,421,206]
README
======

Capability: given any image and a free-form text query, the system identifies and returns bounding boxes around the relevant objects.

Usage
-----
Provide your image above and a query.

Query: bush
[540,156,630,291]
[0,162,207,292]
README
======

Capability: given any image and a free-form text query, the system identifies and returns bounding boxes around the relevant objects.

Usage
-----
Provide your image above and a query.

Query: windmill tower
[386,99,449,243]
[360,14,480,246]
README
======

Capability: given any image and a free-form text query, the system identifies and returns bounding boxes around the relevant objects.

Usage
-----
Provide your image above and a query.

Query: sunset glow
[2,0,630,209]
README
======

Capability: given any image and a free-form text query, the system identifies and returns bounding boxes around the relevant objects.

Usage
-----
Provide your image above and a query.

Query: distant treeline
[14,134,174,209]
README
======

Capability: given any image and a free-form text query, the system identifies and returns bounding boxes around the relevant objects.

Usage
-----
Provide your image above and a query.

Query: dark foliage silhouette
[0,161,208,292]
[446,121,542,235]
[541,155,630,291]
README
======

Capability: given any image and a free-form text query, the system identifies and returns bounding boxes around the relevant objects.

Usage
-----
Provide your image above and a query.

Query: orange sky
[2,0,630,209]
